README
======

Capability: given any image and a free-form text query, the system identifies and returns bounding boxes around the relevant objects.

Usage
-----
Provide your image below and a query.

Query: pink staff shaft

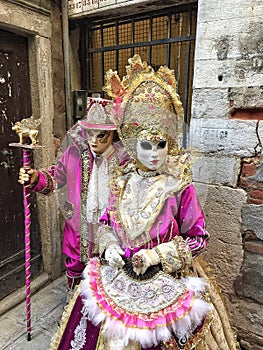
[23,149,32,341]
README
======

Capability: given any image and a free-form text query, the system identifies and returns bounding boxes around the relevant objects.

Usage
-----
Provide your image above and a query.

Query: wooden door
[0,29,42,300]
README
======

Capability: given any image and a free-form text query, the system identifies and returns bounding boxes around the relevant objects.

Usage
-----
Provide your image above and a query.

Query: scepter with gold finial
[9,116,42,341]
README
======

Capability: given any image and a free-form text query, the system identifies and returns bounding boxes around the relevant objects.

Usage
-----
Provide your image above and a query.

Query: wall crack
[255,121,262,155]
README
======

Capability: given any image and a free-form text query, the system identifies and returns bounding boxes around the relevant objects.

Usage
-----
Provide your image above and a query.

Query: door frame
[0,0,62,312]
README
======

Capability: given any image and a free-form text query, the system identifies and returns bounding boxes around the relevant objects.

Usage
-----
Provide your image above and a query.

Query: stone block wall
[191,1,263,349]
[51,0,67,142]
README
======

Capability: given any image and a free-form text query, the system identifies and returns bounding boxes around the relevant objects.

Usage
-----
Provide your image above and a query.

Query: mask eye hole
[140,141,152,150]
[87,130,94,137]
[157,140,167,149]
[97,133,107,139]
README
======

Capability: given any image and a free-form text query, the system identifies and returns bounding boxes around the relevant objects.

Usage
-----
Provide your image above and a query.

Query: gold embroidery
[98,225,118,256]
[103,55,184,159]
[49,284,81,350]
[115,172,184,248]
[80,148,121,262]
[38,169,55,195]
[80,150,91,262]
[154,236,193,275]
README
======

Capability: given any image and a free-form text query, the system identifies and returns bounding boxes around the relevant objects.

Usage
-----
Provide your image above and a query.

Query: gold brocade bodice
[110,153,192,249]
[117,171,183,244]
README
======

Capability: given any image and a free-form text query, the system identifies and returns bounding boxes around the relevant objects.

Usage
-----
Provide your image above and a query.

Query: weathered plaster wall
[191,1,263,349]
[51,1,67,142]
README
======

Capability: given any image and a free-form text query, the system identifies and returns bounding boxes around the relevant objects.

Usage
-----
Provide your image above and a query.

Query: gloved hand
[18,167,39,186]
[105,244,125,269]
[132,249,160,275]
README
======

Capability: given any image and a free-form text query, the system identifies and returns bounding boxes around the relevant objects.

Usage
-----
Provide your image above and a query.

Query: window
[81,3,197,139]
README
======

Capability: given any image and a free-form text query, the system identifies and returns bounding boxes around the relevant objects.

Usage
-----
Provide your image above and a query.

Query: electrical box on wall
[72,90,87,120]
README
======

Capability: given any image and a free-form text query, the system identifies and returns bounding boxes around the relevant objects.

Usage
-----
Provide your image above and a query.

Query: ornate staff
[9,116,42,341]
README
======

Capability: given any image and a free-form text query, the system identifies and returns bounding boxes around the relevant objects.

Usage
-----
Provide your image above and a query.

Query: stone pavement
[0,275,67,350]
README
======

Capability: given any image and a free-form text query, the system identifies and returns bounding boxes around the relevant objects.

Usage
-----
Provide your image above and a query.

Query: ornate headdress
[79,97,117,130]
[103,55,184,157]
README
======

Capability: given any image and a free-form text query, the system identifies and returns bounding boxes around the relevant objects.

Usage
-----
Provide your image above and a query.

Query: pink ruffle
[88,259,194,329]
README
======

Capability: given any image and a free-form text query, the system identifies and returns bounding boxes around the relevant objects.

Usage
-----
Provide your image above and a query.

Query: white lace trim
[70,306,89,350]
[86,147,112,224]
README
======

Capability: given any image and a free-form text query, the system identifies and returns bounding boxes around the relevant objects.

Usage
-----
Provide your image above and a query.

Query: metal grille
[83,3,197,130]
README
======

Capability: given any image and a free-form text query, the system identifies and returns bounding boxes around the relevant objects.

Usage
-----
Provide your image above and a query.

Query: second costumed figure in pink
[19,98,129,295]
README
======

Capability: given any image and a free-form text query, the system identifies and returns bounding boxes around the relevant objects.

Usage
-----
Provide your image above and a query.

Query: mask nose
[91,135,97,143]
[151,146,159,158]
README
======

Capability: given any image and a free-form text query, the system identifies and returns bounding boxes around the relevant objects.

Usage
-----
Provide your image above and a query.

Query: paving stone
[0,276,66,350]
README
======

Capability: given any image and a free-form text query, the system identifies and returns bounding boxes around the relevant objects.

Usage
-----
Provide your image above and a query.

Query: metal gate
[80,2,197,131]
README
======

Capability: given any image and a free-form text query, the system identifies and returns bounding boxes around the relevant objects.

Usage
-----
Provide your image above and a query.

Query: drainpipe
[62,0,73,130]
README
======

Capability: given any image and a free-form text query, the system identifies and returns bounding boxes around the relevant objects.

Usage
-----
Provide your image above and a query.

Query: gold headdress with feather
[103,54,184,157]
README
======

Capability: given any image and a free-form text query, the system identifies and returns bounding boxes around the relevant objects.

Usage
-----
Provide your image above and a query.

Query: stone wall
[191,1,263,349]
[51,0,67,142]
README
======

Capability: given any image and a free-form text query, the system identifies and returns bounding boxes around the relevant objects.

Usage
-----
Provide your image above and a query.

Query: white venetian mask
[136,139,168,171]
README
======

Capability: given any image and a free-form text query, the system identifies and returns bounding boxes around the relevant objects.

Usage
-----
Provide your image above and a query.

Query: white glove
[105,245,125,269]
[132,249,160,275]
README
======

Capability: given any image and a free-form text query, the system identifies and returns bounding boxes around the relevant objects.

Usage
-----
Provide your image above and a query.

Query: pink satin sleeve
[32,146,80,193]
[31,170,48,192]
[99,184,210,258]
[177,184,209,256]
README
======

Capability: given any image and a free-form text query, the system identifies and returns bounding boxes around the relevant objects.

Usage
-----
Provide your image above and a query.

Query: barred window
[80,3,197,142]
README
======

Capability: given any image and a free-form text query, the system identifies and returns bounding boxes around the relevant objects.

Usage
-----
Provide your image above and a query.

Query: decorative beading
[98,225,119,257]
[38,170,55,195]
[80,150,91,262]
[154,236,193,274]
[175,236,193,274]
[131,255,144,269]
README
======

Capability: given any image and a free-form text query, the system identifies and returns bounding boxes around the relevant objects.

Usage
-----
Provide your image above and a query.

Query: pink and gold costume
[33,142,127,269]
[50,169,211,350]
[32,98,129,286]
[50,55,239,350]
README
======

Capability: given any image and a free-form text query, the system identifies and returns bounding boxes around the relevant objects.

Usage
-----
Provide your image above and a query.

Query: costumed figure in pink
[19,97,129,294]
[50,56,240,350]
